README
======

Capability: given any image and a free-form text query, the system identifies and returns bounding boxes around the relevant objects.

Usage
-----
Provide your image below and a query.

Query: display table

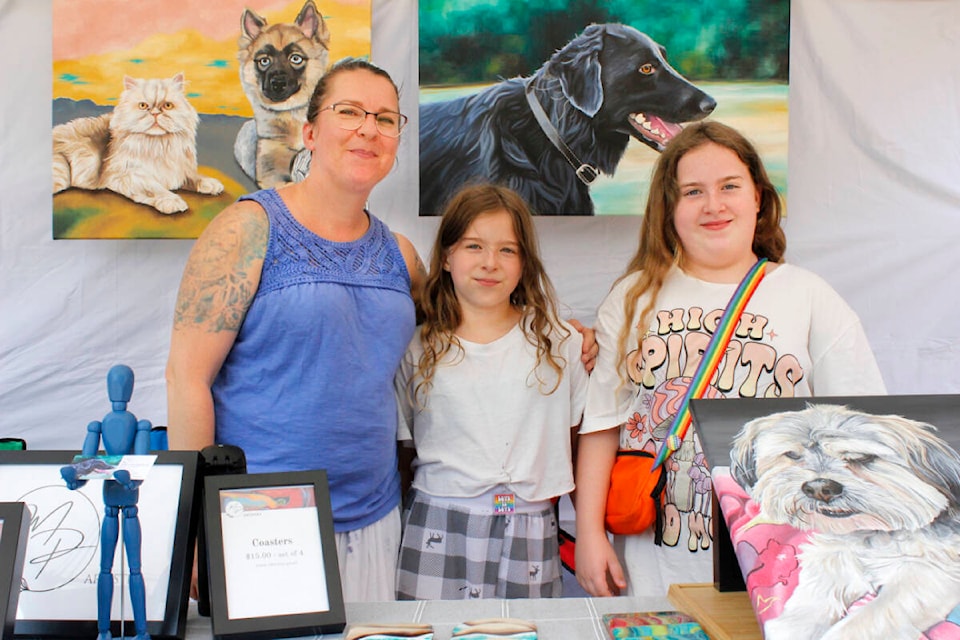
[178,586,764,639]
[667,583,762,640]
[183,594,674,639]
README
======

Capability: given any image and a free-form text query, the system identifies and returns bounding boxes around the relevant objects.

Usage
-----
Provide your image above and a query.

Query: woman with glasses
[165,57,424,602]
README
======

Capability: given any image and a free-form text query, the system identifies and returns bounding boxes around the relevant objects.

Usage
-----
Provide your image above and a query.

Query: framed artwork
[51,0,372,239]
[204,470,345,640]
[418,0,789,216]
[692,395,960,640]
[0,502,31,640]
[0,450,201,639]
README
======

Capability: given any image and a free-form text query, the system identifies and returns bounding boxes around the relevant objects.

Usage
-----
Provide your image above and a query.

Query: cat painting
[52,73,223,214]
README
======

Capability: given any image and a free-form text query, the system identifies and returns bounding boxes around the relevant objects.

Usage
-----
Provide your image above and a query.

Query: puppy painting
[729,404,960,640]
[234,0,329,189]
[418,23,716,216]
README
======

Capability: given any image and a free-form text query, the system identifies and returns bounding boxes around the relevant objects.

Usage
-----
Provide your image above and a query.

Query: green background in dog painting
[52,0,372,239]
[419,0,789,216]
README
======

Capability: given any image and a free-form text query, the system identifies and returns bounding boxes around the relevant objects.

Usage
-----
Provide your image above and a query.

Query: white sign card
[69,454,158,481]
[205,470,345,640]
[7,464,179,620]
[219,484,329,618]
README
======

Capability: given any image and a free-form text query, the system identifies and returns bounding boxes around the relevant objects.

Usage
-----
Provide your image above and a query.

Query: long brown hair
[414,183,570,403]
[615,120,786,373]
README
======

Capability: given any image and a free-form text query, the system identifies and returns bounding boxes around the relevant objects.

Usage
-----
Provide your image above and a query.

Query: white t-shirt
[583,264,886,596]
[396,319,588,503]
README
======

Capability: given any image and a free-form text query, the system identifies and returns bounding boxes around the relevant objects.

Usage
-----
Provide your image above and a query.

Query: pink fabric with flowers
[712,468,960,639]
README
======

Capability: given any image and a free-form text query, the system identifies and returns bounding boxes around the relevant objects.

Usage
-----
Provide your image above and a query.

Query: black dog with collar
[418,23,716,216]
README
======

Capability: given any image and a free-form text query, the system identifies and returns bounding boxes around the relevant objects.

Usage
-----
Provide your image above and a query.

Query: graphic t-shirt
[582,264,886,596]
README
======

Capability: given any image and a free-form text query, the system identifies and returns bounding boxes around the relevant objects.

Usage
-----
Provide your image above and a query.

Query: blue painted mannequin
[61,365,152,640]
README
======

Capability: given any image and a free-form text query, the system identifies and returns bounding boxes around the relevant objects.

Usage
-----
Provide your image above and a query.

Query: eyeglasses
[319,103,408,138]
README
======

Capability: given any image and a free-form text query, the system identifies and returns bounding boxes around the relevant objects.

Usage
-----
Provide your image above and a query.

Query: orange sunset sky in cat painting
[53,0,371,116]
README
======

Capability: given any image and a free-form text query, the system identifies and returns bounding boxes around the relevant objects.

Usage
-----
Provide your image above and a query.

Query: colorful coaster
[602,611,708,639]
[344,622,434,640]
[451,617,538,639]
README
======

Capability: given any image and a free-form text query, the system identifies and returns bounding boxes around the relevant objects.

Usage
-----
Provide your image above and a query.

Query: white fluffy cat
[52,73,224,214]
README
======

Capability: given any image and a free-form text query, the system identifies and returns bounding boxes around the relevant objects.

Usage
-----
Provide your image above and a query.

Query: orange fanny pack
[604,449,667,542]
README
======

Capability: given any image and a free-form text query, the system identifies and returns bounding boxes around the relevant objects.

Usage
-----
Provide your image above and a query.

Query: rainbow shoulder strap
[652,258,768,468]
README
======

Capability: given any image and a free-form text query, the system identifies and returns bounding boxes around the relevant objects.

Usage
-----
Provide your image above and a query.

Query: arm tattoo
[173,212,268,333]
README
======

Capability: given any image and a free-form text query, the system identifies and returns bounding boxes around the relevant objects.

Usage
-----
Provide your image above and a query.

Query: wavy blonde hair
[615,120,787,375]
[413,183,570,404]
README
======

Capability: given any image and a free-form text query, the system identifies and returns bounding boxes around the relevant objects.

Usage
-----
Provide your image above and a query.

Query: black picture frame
[0,502,31,640]
[691,394,960,592]
[0,450,200,639]
[204,470,345,640]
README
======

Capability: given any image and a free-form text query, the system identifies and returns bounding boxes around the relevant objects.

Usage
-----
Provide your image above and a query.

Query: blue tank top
[212,189,415,532]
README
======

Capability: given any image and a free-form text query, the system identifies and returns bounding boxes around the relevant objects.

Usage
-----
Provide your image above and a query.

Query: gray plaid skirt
[396,490,562,600]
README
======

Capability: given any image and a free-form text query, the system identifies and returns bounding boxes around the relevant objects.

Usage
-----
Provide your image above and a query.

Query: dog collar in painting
[524,79,599,185]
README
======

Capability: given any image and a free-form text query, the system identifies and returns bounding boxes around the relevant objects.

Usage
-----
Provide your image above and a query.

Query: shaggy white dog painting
[713,404,960,640]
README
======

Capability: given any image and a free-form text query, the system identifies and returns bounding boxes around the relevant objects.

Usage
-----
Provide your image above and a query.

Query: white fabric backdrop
[2,0,959,448]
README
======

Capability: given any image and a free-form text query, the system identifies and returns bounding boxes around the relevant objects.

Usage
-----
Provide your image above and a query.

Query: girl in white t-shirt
[394,183,588,600]
[575,121,885,599]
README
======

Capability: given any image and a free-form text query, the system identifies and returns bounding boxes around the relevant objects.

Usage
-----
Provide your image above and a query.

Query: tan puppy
[233,0,329,189]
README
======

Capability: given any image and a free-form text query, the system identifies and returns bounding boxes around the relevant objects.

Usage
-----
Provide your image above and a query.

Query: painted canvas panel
[52,0,371,239]
[418,0,789,216]
[712,404,960,639]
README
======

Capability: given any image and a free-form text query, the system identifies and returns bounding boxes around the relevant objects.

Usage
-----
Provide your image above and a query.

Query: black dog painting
[418,2,790,216]
[420,24,715,216]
